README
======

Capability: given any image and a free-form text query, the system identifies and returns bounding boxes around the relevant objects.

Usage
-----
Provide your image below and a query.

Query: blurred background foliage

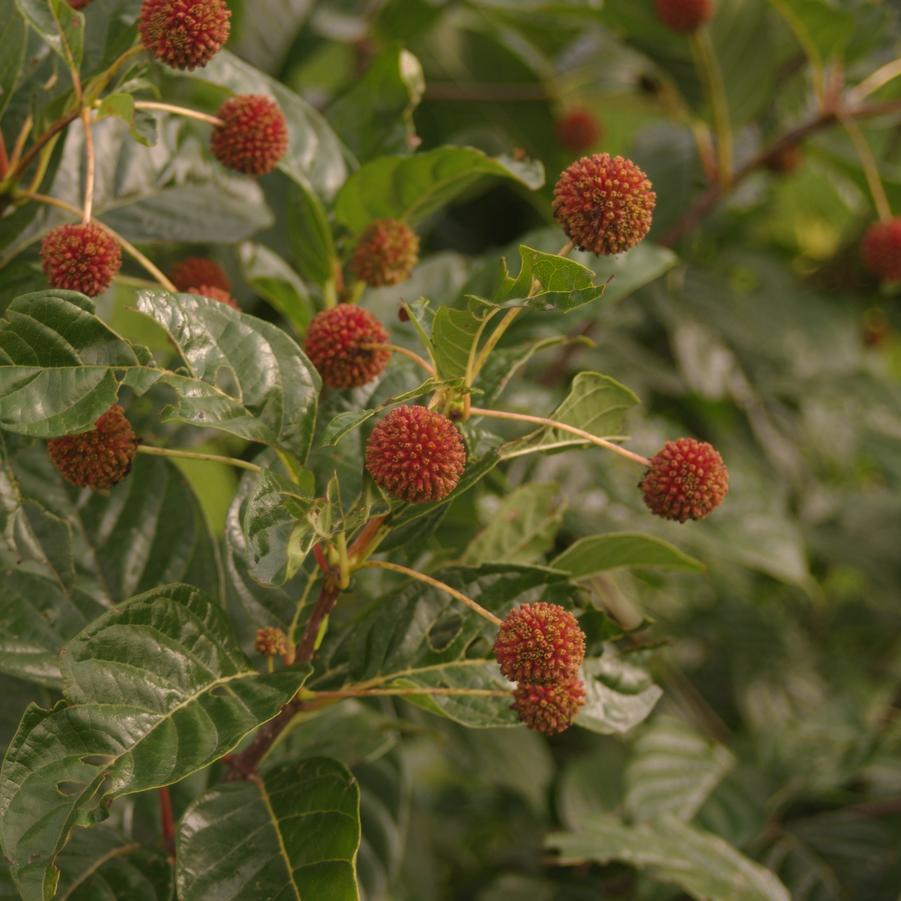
[3,0,901,898]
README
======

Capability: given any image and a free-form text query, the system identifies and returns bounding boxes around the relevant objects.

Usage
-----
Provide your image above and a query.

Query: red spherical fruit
[640,437,728,522]
[494,603,586,684]
[68,0,93,9]
[350,219,419,288]
[139,0,230,70]
[555,108,602,154]
[512,679,586,735]
[47,406,138,490]
[170,257,230,293]
[365,405,466,504]
[210,95,288,176]
[861,219,901,282]
[41,222,121,297]
[187,284,240,309]
[255,627,289,658]
[655,0,713,33]
[304,305,390,389]
[553,153,656,255]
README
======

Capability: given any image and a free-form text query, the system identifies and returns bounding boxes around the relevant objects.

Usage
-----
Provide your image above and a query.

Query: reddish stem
[0,130,8,179]
[312,543,330,574]
[158,786,175,854]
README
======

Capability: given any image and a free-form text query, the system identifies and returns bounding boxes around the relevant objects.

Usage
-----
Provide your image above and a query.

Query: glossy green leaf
[136,290,321,461]
[176,757,360,901]
[238,242,313,334]
[0,291,146,437]
[430,304,491,382]
[547,814,790,901]
[551,532,704,578]
[624,716,734,822]
[498,372,641,459]
[328,46,425,161]
[0,584,311,901]
[15,0,83,66]
[334,147,544,233]
[577,652,662,735]
[462,483,563,565]
[0,441,218,687]
[54,826,173,900]
[773,0,856,64]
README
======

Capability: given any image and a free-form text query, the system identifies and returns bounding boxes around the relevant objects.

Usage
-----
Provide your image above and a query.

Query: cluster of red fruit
[494,603,587,734]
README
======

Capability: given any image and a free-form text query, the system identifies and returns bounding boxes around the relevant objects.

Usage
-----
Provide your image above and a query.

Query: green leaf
[0,0,27,119]
[551,532,704,578]
[15,0,83,66]
[96,92,157,147]
[318,564,570,728]
[498,372,640,459]
[485,245,606,312]
[176,757,360,901]
[577,652,662,735]
[0,441,219,687]
[334,146,544,233]
[0,584,311,901]
[243,469,322,586]
[238,242,313,334]
[547,814,790,901]
[773,0,857,65]
[624,715,734,823]
[462,483,563,566]
[136,290,321,461]
[430,304,491,382]
[0,291,145,437]
[572,241,678,307]
[328,46,425,161]
[54,825,173,900]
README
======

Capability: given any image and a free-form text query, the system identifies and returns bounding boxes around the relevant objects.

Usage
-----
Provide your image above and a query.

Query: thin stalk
[358,560,503,627]
[132,100,224,127]
[158,787,174,853]
[348,514,388,563]
[313,687,511,700]
[80,108,95,223]
[0,130,8,179]
[8,116,32,171]
[335,532,351,590]
[361,342,435,376]
[20,191,177,290]
[839,111,892,221]
[470,405,651,467]
[288,568,319,647]
[136,444,263,474]
[690,30,733,188]
[852,58,901,101]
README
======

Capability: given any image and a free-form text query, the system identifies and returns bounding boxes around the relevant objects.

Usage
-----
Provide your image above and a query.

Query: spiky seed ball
[47,406,138,490]
[640,437,728,523]
[764,143,802,175]
[494,603,586,684]
[187,284,240,309]
[41,222,121,297]
[139,0,230,70]
[513,679,586,735]
[553,153,656,255]
[365,405,466,504]
[170,257,230,293]
[861,219,901,282]
[350,219,419,288]
[255,627,289,658]
[304,305,390,389]
[555,108,602,154]
[655,0,713,33]
[210,95,288,176]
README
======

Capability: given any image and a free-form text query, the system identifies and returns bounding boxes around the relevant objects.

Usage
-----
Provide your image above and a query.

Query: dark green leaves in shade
[0,585,311,901]
[176,758,361,901]
[334,147,544,233]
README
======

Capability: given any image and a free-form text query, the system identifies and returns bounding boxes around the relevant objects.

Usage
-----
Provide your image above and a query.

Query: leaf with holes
[0,584,311,901]
[176,757,360,901]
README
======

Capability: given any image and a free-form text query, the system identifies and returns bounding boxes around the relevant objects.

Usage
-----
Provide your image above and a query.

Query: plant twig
[313,686,511,700]
[132,100,224,127]
[80,109,95,223]
[469,405,651,466]
[690,30,732,188]
[361,342,436,376]
[137,445,263,473]
[838,110,892,221]
[358,560,503,626]
[158,787,175,854]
